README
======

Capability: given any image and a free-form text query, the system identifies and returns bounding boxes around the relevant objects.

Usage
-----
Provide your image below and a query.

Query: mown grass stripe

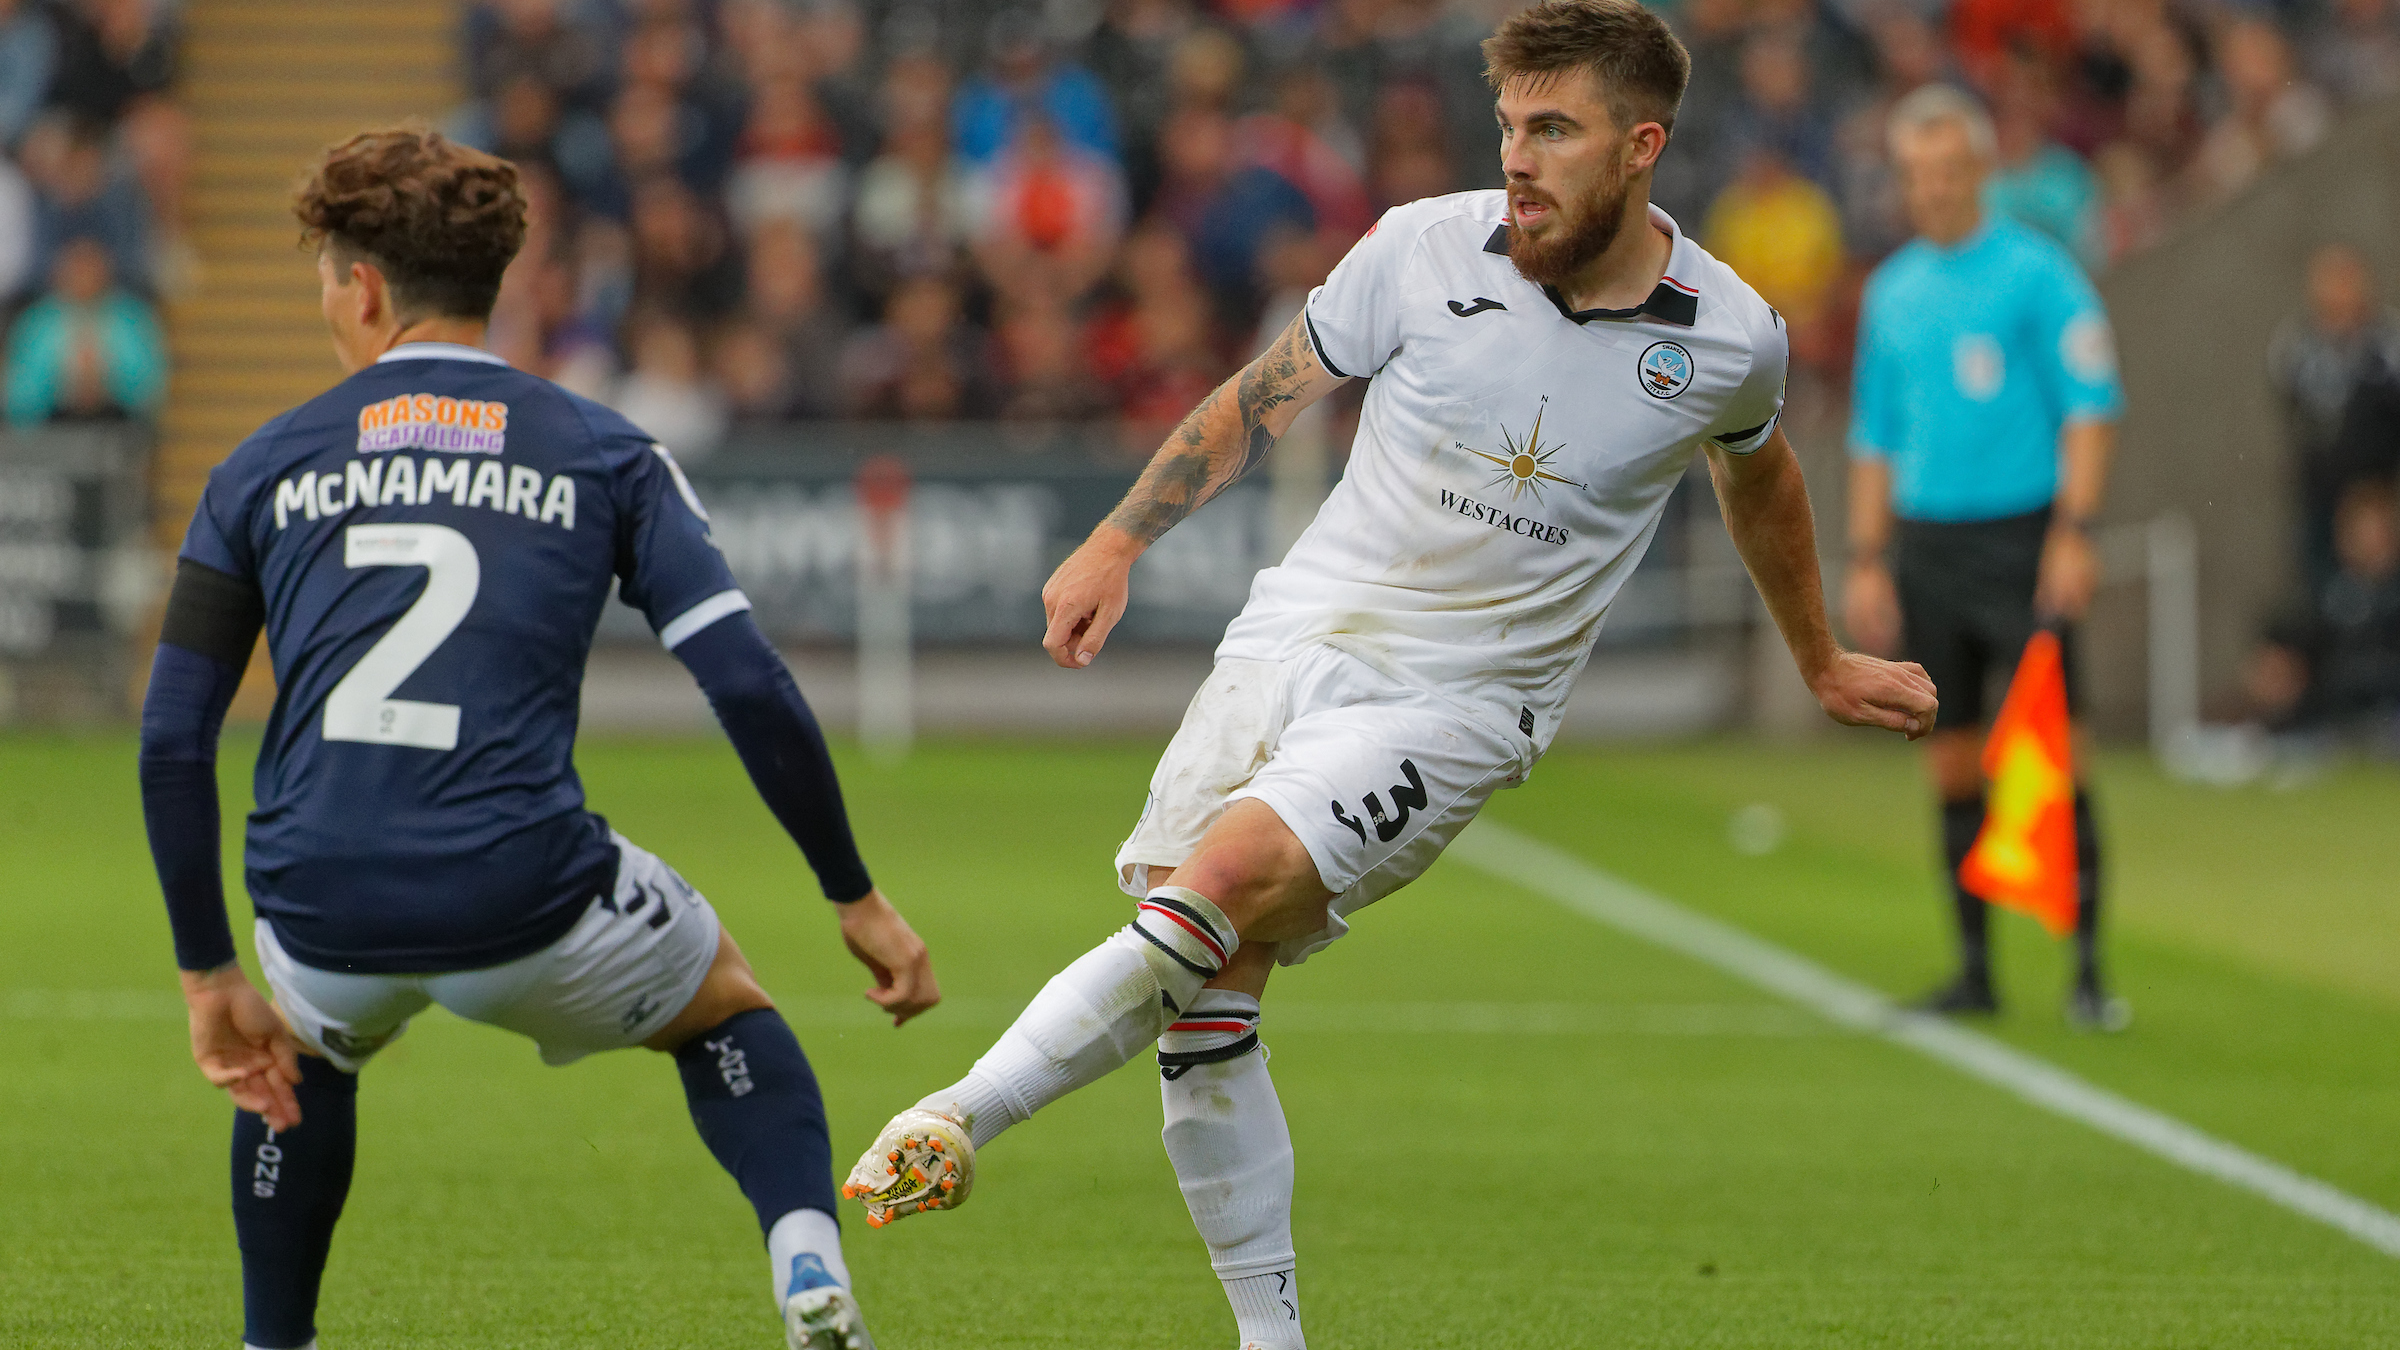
[1,989,1822,1037]
[1452,819,2400,1260]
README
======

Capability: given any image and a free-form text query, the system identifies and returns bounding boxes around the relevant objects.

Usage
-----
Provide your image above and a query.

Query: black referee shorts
[1894,506,2081,732]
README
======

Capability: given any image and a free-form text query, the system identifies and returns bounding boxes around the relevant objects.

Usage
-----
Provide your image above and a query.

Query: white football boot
[841,1107,974,1228]
[783,1281,874,1350]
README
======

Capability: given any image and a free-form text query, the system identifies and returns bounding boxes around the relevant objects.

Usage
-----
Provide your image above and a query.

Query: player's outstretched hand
[1041,530,1140,669]
[180,965,304,1130]
[1810,649,1939,740]
[839,889,940,1027]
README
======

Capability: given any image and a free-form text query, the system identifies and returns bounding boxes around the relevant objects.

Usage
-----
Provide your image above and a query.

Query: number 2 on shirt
[323,524,479,751]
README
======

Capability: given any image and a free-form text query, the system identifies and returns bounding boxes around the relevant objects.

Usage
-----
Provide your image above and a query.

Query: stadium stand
[150,0,455,547]
[440,0,2400,457]
[2,0,2395,731]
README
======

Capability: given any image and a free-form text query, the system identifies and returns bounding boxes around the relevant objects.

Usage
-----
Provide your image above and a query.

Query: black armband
[160,558,265,668]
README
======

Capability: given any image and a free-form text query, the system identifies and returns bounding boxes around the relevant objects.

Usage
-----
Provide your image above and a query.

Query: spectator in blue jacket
[951,9,1119,167]
[4,235,168,426]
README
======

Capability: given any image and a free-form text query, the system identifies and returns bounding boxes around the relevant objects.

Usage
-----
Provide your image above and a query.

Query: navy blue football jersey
[180,343,747,973]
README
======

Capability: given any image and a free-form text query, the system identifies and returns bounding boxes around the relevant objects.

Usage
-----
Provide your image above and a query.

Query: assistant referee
[1844,85,2128,1029]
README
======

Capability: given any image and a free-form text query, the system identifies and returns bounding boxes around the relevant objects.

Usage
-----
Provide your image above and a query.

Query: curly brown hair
[294,123,527,320]
[1483,0,1690,137]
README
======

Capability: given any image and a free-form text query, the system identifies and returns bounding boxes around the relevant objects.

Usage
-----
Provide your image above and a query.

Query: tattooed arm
[1041,312,1350,668]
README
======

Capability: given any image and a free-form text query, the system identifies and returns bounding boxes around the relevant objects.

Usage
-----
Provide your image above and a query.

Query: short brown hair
[295,123,527,320]
[1483,0,1691,137]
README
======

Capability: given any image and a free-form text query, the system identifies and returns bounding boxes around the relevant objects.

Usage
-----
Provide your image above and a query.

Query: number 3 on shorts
[323,523,479,751]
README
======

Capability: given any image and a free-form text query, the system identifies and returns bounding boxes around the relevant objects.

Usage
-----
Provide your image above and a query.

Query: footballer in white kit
[847,2,1939,1345]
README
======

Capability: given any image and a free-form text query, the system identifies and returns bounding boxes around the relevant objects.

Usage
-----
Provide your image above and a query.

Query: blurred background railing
[3,0,2397,758]
[0,423,153,720]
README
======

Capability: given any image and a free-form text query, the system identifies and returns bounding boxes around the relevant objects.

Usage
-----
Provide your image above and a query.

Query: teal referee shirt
[1848,215,2123,523]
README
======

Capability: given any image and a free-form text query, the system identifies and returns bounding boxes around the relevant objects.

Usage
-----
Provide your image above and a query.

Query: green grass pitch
[5,731,2398,1347]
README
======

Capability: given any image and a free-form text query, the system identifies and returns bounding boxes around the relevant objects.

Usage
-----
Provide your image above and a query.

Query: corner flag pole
[854,455,913,763]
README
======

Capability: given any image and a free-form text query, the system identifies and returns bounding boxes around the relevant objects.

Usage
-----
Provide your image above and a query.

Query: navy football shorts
[1893,506,2083,732]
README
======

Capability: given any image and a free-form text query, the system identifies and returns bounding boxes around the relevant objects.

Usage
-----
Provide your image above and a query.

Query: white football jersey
[1216,190,1788,750]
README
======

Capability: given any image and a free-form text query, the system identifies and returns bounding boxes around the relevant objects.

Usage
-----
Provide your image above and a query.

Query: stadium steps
[152,0,457,713]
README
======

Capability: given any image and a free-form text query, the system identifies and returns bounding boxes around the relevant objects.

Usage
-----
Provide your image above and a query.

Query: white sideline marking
[1450,819,2400,1260]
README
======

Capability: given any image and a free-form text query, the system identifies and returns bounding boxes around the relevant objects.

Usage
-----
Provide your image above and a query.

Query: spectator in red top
[971,113,1128,306]
[1948,0,2075,88]
[728,72,849,243]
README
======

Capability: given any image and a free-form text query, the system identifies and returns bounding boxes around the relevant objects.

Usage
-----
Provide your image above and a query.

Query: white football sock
[1222,1269,1304,1350]
[918,888,1237,1148]
[1160,990,1302,1349]
[767,1207,851,1305]
[246,1343,317,1350]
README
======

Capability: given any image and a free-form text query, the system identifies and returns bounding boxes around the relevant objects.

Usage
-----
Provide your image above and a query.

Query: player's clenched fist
[1041,528,1141,669]
[1809,649,1939,740]
[839,889,940,1026]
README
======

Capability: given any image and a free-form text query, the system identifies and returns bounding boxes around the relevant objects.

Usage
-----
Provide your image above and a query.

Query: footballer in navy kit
[136,127,933,1350]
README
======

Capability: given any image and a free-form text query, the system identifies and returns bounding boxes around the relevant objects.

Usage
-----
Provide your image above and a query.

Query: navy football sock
[1939,796,1991,986]
[675,1008,837,1237]
[232,1056,357,1350]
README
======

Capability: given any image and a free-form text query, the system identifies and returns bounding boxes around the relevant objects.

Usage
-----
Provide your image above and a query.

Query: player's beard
[1507,149,1633,289]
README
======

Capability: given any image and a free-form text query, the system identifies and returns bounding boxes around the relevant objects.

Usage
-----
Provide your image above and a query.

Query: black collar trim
[1481,223,1700,327]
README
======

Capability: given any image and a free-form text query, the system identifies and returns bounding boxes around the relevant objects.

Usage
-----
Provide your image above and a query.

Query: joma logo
[1330,760,1429,845]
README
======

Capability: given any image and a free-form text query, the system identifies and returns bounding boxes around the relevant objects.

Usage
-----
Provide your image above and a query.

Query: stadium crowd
[0,0,184,428]
[0,0,2394,732]
[2241,241,2400,744]
[442,0,2400,454]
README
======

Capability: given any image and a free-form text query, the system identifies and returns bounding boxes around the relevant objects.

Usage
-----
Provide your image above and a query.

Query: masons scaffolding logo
[356,393,509,455]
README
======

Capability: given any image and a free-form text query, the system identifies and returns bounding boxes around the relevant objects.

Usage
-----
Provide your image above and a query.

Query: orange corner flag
[1959,630,2079,937]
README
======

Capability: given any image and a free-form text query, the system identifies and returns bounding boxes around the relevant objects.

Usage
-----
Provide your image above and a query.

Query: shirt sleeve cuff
[1712,415,1778,454]
[1302,305,1353,380]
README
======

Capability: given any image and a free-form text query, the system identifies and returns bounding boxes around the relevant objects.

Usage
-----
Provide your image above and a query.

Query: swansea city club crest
[1638,341,1694,399]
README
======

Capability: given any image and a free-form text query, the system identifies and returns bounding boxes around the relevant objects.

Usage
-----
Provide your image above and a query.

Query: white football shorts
[1115,643,1530,965]
[254,832,721,1072]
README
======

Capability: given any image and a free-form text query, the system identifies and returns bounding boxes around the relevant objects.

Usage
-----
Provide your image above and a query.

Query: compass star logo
[1462,397,1587,502]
